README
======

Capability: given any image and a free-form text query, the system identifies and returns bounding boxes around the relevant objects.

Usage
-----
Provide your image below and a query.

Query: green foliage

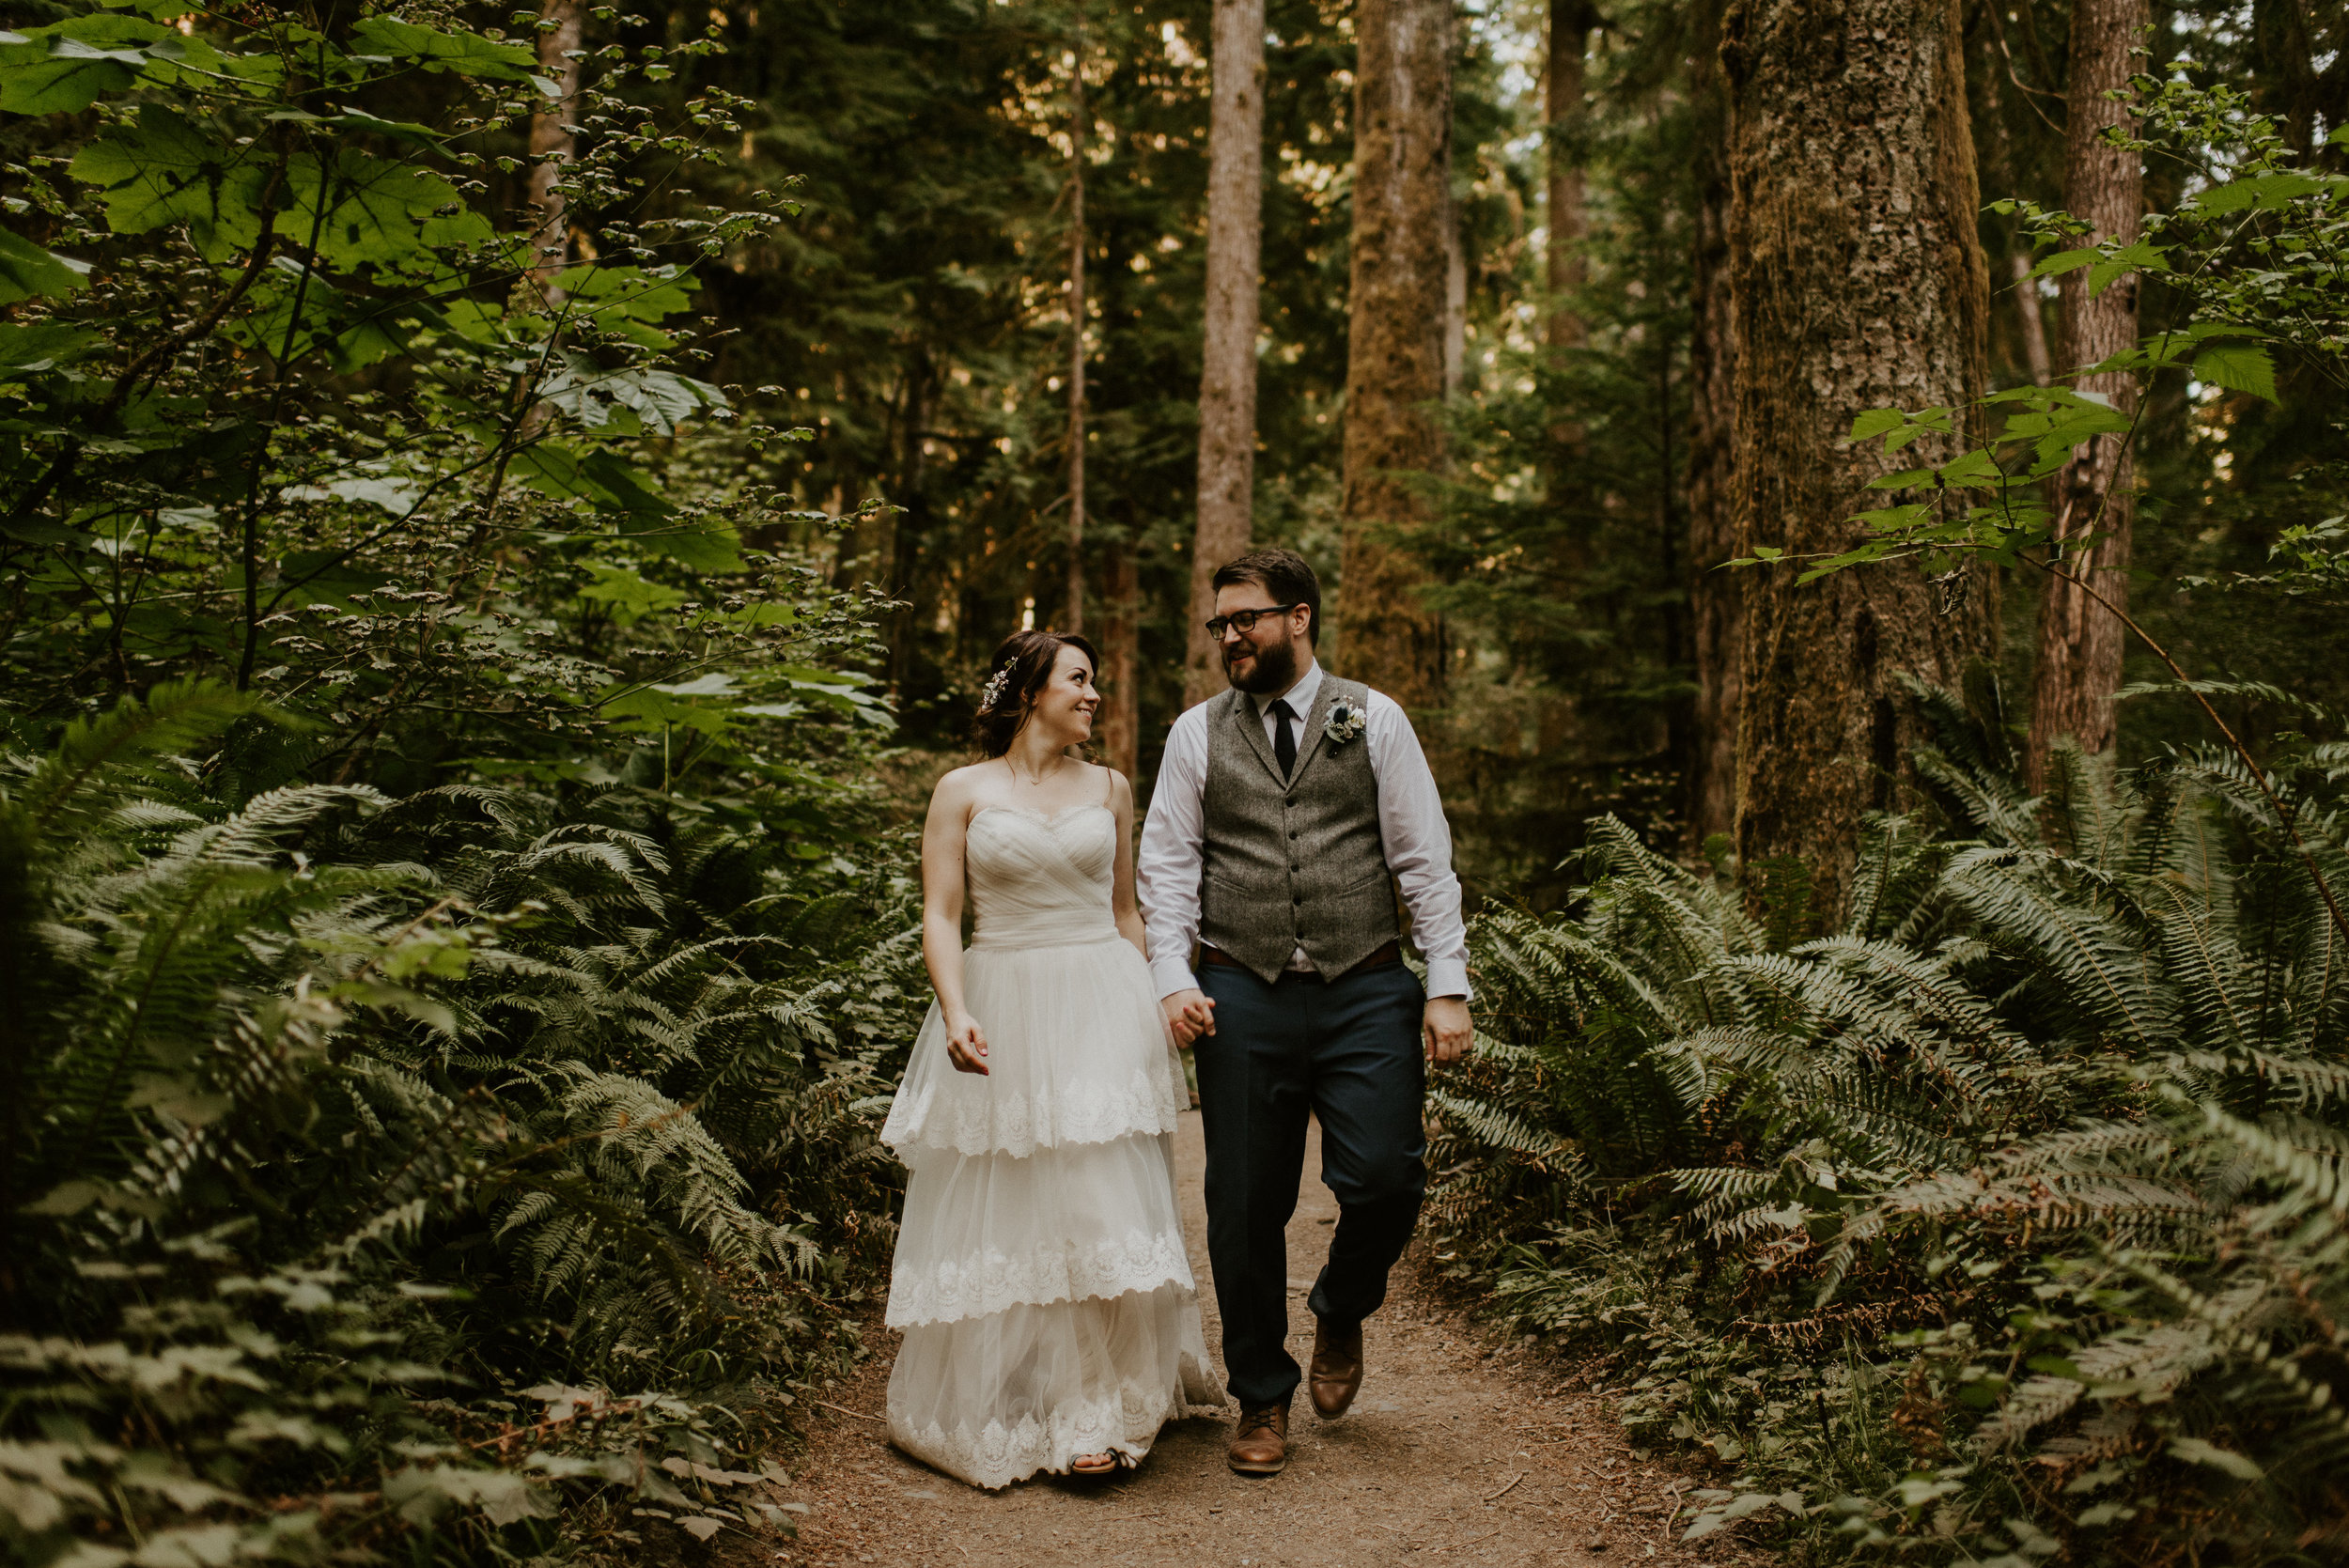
[1432,677,2349,1563]
[1753,81,2342,598]
[0,680,926,1565]
[0,11,930,1561]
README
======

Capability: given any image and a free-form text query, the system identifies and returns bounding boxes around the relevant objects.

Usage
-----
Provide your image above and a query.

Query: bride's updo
[973,629,1099,758]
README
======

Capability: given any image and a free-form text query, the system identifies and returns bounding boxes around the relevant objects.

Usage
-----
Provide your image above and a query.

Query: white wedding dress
[879,801,1225,1488]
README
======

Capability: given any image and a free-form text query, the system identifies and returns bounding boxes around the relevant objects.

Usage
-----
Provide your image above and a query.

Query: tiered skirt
[879,935,1226,1489]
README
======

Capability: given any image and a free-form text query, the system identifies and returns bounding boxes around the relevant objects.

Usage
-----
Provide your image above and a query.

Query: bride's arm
[920,768,989,1075]
[1108,768,1148,960]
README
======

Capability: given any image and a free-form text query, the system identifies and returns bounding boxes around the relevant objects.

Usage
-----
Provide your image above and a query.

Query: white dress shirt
[1137,659,1472,1001]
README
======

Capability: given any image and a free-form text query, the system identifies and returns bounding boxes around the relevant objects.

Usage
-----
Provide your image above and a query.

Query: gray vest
[1198,675,1399,984]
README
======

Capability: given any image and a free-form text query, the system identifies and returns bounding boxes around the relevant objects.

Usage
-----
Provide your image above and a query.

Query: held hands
[1161,988,1217,1048]
[1423,996,1472,1066]
[945,1011,989,1075]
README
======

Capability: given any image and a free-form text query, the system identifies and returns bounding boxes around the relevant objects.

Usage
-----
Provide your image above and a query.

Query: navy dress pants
[1194,957,1427,1408]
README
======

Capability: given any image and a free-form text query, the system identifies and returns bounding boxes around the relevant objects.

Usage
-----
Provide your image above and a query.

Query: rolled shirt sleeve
[1363,690,1472,1000]
[1137,703,1212,999]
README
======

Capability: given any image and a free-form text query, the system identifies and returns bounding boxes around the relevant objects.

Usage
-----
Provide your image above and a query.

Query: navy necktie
[1269,698,1298,780]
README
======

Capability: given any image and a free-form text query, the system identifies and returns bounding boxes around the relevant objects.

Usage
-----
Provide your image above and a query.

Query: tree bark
[1442,195,1467,398]
[1064,10,1089,636]
[526,0,583,293]
[2010,251,2053,385]
[1337,0,1454,708]
[1684,0,1739,854]
[1184,0,1267,706]
[1546,0,1596,354]
[1100,540,1140,775]
[2027,0,2143,777]
[1723,0,1996,921]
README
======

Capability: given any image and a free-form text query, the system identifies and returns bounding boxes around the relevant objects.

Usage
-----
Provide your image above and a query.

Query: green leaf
[0,319,101,367]
[0,225,90,303]
[2193,343,2279,402]
[2188,172,2329,215]
[345,17,551,86]
[0,32,138,116]
[2027,247,2099,281]
[69,104,270,259]
[2088,241,2168,298]
[281,147,492,268]
[578,563,687,624]
[1848,408,1907,442]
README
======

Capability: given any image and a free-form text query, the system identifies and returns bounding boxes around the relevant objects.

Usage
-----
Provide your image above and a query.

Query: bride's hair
[973,629,1100,758]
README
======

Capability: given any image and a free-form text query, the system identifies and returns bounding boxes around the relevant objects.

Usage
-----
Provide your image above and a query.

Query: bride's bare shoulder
[927,762,995,815]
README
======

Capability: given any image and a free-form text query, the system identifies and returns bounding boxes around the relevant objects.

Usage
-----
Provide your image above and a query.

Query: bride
[879,629,1224,1487]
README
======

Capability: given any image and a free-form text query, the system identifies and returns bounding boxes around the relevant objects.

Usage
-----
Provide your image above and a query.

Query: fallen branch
[815,1399,888,1424]
[1483,1470,1527,1503]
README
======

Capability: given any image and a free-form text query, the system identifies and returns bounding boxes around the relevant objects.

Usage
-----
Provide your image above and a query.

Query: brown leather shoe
[1227,1402,1289,1475]
[1308,1318,1364,1419]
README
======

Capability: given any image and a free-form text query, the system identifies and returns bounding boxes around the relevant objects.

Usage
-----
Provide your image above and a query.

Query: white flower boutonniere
[1323,701,1366,748]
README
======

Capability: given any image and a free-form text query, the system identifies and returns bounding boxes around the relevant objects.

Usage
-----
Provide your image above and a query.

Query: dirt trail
[737,1112,1752,1568]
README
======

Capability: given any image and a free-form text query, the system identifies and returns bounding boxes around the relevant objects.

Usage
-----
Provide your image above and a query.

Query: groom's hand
[1161,988,1216,1047]
[1423,996,1472,1066]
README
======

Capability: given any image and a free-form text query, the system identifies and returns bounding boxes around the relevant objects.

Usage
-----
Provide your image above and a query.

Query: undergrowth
[0,681,928,1566]
[1429,672,2349,1566]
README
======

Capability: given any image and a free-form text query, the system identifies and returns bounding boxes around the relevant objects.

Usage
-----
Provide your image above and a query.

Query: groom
[1138,547,1472,1477]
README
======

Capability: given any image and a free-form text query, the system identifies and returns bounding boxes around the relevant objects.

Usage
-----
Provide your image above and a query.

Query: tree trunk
[1442,196,1467,398]
[1064,11,1089,636]
[2027,0,2144,777]
[1684,0,1740,854]
[1546,0,1596,354]
[1184,0,1267,706]
[1100,540,1140,775]
[1337,0,1454,708]
[888,360,930,696]
[526,0,583,293]
[1723,0,1996,922]
[2011,251,2052,385]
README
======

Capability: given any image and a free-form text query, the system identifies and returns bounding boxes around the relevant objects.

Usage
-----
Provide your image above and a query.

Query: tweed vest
[1198,674,1399,984]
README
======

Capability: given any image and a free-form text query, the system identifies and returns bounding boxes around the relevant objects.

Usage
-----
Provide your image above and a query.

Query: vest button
[1292,893,1302,905]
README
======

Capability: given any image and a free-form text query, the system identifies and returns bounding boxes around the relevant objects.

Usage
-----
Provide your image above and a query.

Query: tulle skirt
[879,935,1225,1489]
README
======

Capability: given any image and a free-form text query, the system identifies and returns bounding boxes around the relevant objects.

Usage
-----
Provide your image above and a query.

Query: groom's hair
[1210,547,1321,645]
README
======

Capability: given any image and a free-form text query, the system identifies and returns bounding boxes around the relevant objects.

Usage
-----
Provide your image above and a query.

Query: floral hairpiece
[979,662,1014,712]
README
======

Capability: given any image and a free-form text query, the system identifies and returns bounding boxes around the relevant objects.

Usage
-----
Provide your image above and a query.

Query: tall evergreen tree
[2028,0,2147,777]
[1186,0,1267,706]
[1723,0,1995,919]
[1339,0,1455,706]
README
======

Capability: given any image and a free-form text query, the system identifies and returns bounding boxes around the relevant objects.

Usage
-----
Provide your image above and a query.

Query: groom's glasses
[1205,604,1303,640]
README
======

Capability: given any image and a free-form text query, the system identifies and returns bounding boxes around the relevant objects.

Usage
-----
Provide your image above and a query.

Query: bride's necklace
[1003,753,1069,790]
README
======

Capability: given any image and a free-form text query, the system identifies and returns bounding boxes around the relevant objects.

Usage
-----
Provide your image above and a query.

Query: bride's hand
[945,1013,989,1075]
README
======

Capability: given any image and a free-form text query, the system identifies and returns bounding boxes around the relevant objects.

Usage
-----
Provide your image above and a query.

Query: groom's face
[1214,585,1308,695]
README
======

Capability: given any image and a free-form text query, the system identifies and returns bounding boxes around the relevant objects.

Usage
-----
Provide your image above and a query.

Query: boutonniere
[1323,701,1366,747]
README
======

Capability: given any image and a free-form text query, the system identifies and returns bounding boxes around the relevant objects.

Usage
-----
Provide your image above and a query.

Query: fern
[1429,673,2349,1566]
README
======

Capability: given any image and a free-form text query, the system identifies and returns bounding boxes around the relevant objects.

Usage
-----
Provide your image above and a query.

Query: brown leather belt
[1201,939,1401,982]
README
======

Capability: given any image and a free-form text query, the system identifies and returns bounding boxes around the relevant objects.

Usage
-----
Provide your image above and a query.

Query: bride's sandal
[1070,1452,1120,1476]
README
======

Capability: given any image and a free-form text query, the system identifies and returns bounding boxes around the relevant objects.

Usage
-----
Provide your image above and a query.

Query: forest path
[744,1111,1739,1568]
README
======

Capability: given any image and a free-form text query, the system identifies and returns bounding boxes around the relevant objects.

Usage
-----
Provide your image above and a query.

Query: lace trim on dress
[885,1227,1196,1327]
[887,1356,1226,1491]
[880,1064,1185,1157]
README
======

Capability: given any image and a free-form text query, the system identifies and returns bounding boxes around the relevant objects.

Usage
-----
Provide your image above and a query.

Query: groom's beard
[1223,634,1299,695]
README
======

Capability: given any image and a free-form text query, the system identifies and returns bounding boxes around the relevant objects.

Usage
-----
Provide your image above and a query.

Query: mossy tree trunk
[1684,0,1740,854]
[1183,0,1267,706]
[1723,0,1996,920]
[1338,0,1454,708]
